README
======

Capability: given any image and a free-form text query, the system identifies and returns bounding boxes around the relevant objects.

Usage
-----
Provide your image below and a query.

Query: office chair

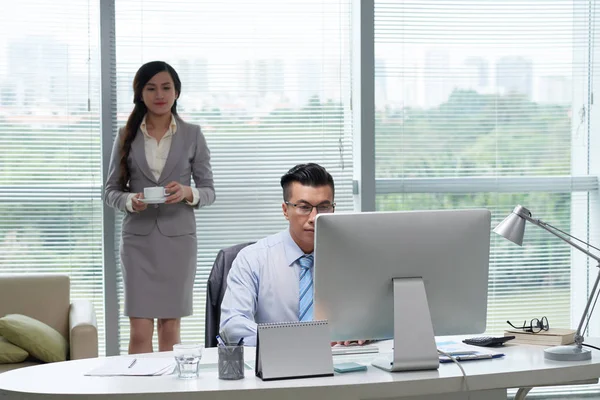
[205,242,254,347]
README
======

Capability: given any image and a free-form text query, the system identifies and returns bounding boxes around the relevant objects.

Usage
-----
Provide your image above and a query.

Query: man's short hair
[280,163,335,202]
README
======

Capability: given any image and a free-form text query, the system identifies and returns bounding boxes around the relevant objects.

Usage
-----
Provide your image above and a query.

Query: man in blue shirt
[219,163,335,346]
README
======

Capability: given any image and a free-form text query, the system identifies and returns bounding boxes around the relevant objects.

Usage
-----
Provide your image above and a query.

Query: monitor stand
[371,277,440,372]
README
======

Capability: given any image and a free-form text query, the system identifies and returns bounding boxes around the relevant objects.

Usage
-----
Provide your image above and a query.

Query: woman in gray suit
[105,61,215,354]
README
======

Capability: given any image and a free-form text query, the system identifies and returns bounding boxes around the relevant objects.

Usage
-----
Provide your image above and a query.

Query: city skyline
[0,35,576,119]
[0,0,583,117]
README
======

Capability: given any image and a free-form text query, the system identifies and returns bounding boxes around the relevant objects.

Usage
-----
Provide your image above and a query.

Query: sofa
[0,274,98,373]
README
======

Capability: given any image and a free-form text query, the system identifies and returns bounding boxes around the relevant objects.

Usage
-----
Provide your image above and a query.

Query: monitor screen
[314,209,491,343]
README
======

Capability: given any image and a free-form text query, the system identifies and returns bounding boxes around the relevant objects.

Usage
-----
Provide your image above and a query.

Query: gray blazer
[104,116,215,237]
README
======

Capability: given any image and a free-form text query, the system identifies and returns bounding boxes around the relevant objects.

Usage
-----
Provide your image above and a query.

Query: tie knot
[298,255,314,270]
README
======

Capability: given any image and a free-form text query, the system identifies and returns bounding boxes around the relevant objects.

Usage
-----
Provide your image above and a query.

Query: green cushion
[0,314,68,363]
[0,336,29,364]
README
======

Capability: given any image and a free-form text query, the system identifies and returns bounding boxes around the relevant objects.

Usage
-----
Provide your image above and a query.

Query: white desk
[1,340,599,400]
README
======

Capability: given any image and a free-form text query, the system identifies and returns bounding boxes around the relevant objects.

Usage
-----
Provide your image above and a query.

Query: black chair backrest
[205,242,254,347]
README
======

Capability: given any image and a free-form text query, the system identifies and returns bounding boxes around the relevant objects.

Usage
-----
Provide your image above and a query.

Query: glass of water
[173,343,203,379]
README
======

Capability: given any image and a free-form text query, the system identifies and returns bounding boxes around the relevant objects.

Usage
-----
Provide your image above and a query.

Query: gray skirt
[120,226,197,319]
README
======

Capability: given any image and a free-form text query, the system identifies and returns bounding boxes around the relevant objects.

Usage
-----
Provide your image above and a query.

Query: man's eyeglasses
[507,316,549,333]
[285,201,335,215]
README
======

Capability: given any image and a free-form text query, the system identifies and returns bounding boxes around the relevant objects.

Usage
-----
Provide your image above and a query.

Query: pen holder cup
[218,345,244,380]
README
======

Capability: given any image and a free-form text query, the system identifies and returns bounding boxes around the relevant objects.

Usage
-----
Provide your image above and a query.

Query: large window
[112,0,354,352]
[0,1,105,353]
[374,0,598,396]
[3,3,600,397]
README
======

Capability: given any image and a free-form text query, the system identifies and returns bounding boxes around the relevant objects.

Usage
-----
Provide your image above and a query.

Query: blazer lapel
[158,126,184,184]
[131,129,157,183]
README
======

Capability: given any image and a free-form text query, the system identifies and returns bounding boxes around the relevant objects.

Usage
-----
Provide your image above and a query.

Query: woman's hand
[165,181,192,204]
[132,193,147,212]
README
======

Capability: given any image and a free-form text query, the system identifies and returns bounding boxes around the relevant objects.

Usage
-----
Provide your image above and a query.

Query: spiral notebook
[255,320,334,381]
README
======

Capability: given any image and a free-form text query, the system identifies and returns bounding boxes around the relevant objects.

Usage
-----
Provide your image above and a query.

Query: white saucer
[139,198,166,204]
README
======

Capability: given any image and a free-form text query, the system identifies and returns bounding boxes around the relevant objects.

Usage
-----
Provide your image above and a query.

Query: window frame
[97,0,600,363]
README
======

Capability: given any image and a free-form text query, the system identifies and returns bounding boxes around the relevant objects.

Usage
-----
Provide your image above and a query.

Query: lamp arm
[574,266,600,345]
[522,214,600,263]
[522,213,600,345]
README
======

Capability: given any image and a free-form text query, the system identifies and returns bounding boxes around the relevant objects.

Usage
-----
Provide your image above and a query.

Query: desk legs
[514,387,532,400]
[371,389,506,400]
[512,378,599,400]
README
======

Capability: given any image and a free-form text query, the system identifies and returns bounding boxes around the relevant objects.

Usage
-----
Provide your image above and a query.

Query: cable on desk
[437,349,471,400]
[582,343,600,352]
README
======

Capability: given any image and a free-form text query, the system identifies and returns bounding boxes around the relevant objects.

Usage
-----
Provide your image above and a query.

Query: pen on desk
[128,358,137,368]
[456,354,492,361]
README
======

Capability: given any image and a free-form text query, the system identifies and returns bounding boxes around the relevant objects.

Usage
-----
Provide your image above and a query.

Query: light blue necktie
[298,254,314,321]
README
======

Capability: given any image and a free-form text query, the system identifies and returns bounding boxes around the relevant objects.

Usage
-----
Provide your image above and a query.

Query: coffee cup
[144,186,168,199]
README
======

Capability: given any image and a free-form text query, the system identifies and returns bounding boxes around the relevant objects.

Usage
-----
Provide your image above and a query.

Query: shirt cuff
[126,193,136,212]
[186,187,200,206]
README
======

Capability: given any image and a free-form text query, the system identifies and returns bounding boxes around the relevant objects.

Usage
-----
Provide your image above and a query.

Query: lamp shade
[493,205,531,246]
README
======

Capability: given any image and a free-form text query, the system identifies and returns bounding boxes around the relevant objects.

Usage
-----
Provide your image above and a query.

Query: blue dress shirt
[219,229,312,346]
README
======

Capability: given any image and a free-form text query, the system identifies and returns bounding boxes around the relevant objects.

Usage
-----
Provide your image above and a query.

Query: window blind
[113,0,353,353]
[375,0,597,396]
[0,0,105,354]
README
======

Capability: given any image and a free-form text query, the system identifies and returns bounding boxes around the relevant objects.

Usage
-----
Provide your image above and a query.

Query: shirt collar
[282,228,313,267]
[140,114,178,138]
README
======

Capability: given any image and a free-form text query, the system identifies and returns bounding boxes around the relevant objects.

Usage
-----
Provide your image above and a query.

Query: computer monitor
[314,209,491,372]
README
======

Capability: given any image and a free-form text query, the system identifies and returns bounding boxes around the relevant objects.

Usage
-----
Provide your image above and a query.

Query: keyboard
[462,336,515,347]
[331,344,379,356]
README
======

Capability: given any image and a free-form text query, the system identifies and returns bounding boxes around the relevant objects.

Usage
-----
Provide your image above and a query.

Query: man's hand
[331,340,370,346]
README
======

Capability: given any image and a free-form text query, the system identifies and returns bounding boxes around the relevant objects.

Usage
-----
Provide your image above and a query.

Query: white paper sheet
[85,357,176,376]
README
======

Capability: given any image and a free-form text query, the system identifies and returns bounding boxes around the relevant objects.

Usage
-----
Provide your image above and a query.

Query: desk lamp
[494,205,600,361]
